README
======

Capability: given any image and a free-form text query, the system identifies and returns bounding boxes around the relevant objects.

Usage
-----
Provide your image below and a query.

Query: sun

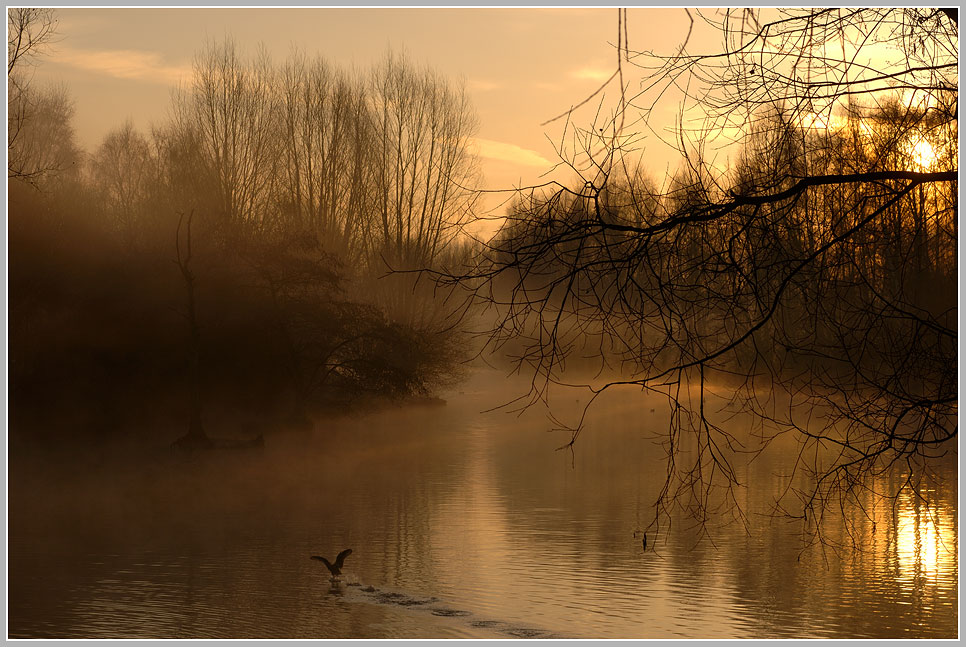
[908,137,937,169]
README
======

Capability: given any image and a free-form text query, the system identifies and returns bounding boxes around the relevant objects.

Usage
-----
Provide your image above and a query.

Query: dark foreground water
[8,369,958,639]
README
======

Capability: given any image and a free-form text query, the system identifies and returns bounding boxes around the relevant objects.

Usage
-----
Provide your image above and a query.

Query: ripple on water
[7,372,958,640]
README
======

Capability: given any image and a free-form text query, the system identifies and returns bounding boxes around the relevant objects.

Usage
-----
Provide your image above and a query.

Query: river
[8,368,958,639]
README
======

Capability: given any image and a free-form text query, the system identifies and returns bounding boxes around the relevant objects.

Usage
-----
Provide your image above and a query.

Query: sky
[29,7,698,220]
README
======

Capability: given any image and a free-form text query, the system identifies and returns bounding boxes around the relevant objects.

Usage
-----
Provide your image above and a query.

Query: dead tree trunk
[173,211,213,451]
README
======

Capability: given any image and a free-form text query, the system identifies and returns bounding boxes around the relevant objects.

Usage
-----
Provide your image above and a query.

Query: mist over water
[9,369,957,639]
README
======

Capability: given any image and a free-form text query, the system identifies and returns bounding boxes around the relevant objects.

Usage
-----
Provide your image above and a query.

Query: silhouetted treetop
[437,8,958,546]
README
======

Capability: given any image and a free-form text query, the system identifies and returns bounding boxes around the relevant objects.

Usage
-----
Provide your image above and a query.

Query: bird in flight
[312,549,353,581]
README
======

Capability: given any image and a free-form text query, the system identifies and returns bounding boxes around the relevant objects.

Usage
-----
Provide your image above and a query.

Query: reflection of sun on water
[896,508,939,579]
[893,491,955,584]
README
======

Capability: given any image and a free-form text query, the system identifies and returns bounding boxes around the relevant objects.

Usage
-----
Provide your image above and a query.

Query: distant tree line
[85,40,479,269]
[9,26,479,446]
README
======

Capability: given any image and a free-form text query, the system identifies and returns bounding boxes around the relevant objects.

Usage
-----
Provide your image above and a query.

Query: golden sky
[32,7,695,218]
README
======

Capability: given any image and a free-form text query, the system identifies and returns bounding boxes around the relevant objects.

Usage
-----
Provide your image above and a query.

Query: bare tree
[165,41,479,277]
[89,121,157,243]
[8,82,79,187]
[277,50,376,261]
[441,8,958,544]
[369,50,481,271]
[172,211,213,452]
[8,8,75,184]
[171,39,280,234]
[7,7,56,75]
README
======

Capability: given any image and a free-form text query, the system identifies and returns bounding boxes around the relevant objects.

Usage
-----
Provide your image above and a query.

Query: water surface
[9,369,958,638]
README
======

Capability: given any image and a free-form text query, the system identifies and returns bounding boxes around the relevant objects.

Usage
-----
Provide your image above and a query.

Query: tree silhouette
[369,50,481,271]
[441,8,958,543]
[172,211,213,451]
[7,8,74,184]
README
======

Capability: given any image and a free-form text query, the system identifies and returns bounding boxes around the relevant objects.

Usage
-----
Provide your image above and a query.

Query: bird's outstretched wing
[334,548,353,570]
[311,555,336,572]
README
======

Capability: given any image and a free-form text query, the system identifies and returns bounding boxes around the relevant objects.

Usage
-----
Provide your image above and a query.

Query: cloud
[472,138,552,168]
[53,46,190,86]
[570,65,615,82]
[468,79,500,92]
[534,82,562,92]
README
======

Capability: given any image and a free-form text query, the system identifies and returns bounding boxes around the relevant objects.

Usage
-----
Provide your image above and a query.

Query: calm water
[9,369,958,639]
